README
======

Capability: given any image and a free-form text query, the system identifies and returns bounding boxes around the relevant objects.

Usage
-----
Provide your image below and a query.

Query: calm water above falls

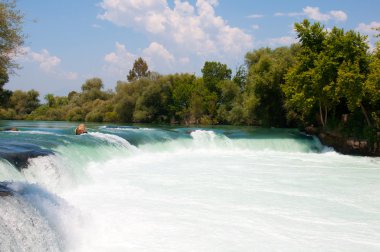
[0,120,379,252]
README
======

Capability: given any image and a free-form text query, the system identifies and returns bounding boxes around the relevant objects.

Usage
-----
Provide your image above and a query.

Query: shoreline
[305,126,380,157]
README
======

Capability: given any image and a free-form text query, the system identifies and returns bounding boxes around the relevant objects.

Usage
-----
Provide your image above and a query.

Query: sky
[8,0,380,97]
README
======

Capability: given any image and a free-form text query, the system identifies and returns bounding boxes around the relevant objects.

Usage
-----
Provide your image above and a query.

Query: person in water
[75,124,88,135]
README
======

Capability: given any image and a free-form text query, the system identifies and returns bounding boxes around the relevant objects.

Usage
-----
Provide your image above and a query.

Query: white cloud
[174,0,195,16]
[275,6,348,22]
[98,0,253,61]
[179,57,190,64]
[251,24,260,30]
[142,42,175,71]
[274,12,303,17]
[20,47,61,72]
[92,24,103,29]
[329,10,347,22]
[247,14,263,19]
[103,42,136,76]
[63,72,79,80]
[303,6,330,22]
[98,0,167,31]
[104,42,177,77]
[144,12,167,33]
[267,36,298,47]
[356,21,380,50]
[16,47,78,80]
[143,42,175,64]
[356,21,380,36]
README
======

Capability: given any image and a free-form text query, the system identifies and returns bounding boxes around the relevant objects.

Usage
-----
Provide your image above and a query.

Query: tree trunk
[324,105,328,127]
[319,101,325,127]
[360,103,372,127]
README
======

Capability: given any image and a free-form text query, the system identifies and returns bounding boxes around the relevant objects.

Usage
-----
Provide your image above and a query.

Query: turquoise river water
[0,120,379,251]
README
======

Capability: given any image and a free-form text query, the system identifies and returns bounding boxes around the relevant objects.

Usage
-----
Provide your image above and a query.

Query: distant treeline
[1,20,380,145]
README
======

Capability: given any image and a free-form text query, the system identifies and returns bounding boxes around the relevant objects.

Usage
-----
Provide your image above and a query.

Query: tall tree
[127,57,150,82]
[81,77,103,91]
[334,30,371,126]
[283,20,328,126]
[364,31,380,130]
[169,73,196,122]
[0,0,24,97]
[245,46,298,127]
[80,77,110,102]
[9,89,39,116]
[201,61,232,93]
[44,93,55,107]
[216,79,241,124]
[232,65,247,91]
[284,19,372,128]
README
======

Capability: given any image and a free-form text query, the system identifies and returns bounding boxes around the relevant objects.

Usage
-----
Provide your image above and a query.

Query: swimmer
[75,124,88,135]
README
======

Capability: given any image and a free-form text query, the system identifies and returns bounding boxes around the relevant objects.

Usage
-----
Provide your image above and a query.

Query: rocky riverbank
[305,126,380,156]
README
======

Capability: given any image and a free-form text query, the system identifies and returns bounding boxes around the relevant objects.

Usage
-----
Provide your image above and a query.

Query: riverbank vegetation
[0,8,379,153]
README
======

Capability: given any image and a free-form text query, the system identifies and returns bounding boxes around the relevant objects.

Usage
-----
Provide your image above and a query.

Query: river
[1,120,379,251]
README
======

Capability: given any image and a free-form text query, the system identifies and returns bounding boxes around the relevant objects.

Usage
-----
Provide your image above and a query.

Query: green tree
[44,93,55,107]
[233,65,247,91]
[0,0,24,102]
[321,28,370,128]
[374,27,380,38]
[169,73,196,122]
[337,30,369,126]
[187,79,207,124]
[364,35,380,130]
[283,20,328,126]
[80,78,110,102]
[0,88,12,107]
[81,77,103,91]
[113,79,149,122]
[0,66,9,89]
[66,107,85,121]
[246,46,298,127]
[68,91,78,101]
[115,95,135,122]
[216,80,241,124]
[133,79,171,123]
[284,19,374,135]
[9,89,40,117]
[0,0,24,76]
[201,61,232,93]
[127,57,150,82]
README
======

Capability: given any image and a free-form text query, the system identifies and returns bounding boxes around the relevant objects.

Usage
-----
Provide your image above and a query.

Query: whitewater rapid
[1,122,380,251]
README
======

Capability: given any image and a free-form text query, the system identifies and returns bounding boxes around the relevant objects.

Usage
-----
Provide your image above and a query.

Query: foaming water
[137,129,324,154]
[0,182,83,251]
[63,148,380,251]
[0,121,380,251]
[88,132,138,150]
[0,160,24,181]
[22,155,75,192]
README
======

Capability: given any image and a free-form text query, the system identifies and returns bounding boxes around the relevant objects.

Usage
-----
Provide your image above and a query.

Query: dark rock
[0,142,54,170]
[304,125,319,135]
[317,131,380,156]
[0,183,13,197]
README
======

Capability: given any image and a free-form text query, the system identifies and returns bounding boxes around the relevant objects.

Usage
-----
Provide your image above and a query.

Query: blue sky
[8,0,380,97]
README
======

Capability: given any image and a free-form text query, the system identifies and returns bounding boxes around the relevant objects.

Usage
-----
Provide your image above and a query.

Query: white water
[0,182,83,252]
[1,128,380,251]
